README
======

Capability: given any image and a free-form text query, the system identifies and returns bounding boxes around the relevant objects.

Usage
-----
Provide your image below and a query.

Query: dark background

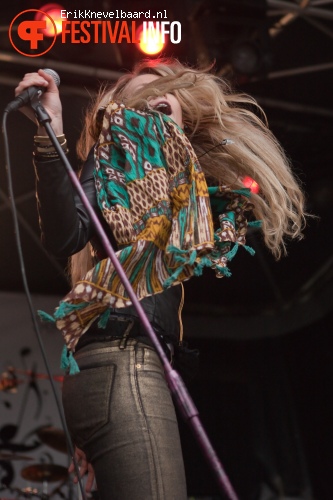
[0,1,333,498]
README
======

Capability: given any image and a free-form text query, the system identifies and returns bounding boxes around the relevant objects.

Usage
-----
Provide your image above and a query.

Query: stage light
[136,23,166,55]
[243,176,260,194]
[35,3,64,37]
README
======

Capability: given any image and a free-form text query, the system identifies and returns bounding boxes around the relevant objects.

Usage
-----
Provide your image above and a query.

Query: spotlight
[136,23,166,55]
[243,176,260,194]
[35,3,64,37]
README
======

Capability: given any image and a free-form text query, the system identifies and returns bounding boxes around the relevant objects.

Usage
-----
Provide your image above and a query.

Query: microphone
[5,68,60,113]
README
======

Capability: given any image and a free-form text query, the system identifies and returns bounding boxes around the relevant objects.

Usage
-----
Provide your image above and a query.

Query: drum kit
[0,367,99,499]
[0,428,68,499]
[0,367,69,499]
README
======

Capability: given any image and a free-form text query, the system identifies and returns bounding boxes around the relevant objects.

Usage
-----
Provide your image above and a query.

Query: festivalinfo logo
[9,9,182,57]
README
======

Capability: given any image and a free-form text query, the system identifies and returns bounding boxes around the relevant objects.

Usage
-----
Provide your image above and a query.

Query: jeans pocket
[62,365,115,448]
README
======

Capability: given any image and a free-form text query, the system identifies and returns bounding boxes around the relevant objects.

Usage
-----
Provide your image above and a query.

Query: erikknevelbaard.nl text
[61,10,167,19]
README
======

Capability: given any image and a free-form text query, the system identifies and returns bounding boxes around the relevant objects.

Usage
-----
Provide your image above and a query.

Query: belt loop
[135,341,144,365]
[118,319,135,350]
[166,342,175,365]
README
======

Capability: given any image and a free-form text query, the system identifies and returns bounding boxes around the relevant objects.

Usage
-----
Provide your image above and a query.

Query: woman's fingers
[69,447,95,492]
[85,463,95,493]
[14,72,49,123]
[14,69,63,134]
[14,72,48,97]
[38,69,60,92]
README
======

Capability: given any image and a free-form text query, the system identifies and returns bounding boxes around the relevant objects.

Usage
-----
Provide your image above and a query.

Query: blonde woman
[16,58,306,500]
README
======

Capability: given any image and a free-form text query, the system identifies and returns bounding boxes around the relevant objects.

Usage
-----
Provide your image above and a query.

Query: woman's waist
[111,286,182,335]
[75,312,174,361]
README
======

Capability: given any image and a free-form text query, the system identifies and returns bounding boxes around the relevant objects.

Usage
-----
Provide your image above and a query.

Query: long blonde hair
[71,58,306,283]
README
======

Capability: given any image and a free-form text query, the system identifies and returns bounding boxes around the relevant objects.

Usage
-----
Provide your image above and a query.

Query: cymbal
[21,464,68,483]
[36,426,67,453]
[0,452,34,461]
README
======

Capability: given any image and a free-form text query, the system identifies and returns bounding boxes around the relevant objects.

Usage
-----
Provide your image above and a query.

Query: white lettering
[143,21,159,43]
[161,21,169,40]
[170,21,181,43]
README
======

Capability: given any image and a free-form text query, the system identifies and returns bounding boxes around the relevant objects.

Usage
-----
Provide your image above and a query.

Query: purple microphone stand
[34,99,239,500]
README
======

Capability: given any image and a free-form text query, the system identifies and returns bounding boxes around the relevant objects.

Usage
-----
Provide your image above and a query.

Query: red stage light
[35,3,64,37]
[136,23,166,55]
[243,176,260,194]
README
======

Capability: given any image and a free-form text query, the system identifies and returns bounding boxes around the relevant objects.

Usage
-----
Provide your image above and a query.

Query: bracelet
[34,134,65,144]
[35,139,67,152]
[33,134,68,157]
[34,149,69,159]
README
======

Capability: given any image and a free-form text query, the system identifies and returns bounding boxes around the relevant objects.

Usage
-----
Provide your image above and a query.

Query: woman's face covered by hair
[123,74,184,129]
[78,59,306,260]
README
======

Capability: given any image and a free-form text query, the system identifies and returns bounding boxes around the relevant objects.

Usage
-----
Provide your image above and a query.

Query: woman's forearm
[34,156,95,258]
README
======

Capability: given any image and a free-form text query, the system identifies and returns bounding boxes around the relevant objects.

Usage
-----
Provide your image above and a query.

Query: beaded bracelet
[33,134,69,157]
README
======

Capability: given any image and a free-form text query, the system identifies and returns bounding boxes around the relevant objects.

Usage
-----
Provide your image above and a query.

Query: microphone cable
[2,109,88,500]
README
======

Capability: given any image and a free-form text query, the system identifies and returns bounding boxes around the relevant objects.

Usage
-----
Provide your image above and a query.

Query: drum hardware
[21,464,68,483]
[0,367,63,393]
[1,483,49,499]
[0,453,34,461]
[36,427,67,454]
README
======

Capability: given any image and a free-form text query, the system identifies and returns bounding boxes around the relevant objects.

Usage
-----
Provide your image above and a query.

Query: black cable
[2,110,88,500]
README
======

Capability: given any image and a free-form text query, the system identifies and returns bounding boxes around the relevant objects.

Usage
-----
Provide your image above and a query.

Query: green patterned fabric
[41,103,256,352]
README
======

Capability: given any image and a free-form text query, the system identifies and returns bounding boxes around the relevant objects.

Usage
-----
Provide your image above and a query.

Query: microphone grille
[43,68,60,87]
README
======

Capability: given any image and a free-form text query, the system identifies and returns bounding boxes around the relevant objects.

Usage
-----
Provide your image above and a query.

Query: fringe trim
[98,308,111,328]
[37,310,56,323]
[60,345,80,374]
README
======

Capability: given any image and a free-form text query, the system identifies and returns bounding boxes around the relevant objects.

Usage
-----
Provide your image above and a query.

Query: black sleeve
[34,149,114,259]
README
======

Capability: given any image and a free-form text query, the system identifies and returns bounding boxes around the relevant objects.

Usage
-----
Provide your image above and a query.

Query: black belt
[75,314,174,362]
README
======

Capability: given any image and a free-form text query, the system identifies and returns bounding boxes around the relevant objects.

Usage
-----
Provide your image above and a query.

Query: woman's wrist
[37,126,64,136]
[33,133,68,158]
[37,115,63,136]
